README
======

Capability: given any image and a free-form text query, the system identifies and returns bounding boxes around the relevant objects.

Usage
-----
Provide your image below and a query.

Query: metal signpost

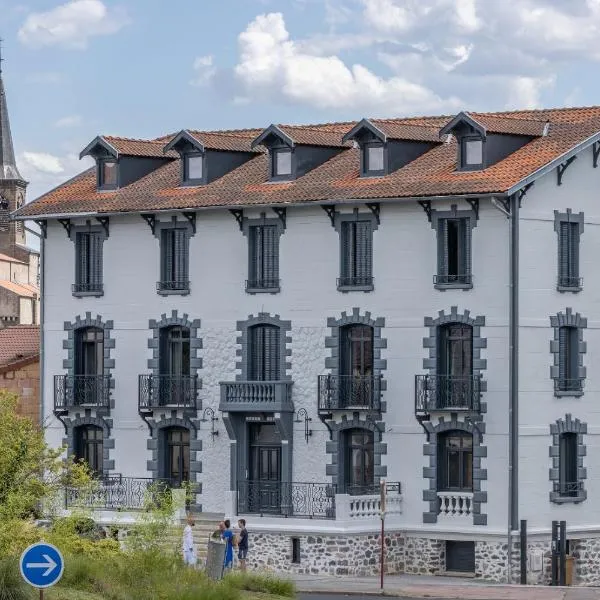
[380,479,386,590]
[20,542,64,599]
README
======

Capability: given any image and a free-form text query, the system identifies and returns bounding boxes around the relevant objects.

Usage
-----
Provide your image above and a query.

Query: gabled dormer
[251,124,346,182]
[80,136,175,192]
[343,118,439,177]
[440,111,542,172]
[163,130,206,186]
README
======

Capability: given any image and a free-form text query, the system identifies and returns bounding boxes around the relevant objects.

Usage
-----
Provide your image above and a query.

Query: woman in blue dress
[222,519,234,571]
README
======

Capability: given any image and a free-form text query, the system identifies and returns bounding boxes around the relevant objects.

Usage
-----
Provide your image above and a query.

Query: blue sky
[2,0,600,201]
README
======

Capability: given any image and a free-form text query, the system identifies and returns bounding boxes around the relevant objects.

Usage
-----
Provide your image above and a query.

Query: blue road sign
[20,543,64,589]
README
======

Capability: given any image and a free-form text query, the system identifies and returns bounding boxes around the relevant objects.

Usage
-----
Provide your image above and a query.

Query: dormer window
[462,138,483,169]
[99,159,117,190]
[273,148,292,179]
[364,143,385,175]
[184,153,204,185]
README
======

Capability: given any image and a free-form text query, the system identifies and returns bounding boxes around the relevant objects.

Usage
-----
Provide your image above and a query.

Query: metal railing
[415,374,481,413]
[557,276,583,289]
[433,274,472,286]
[318,374,381,412]
[72,282,104,294]
[237,481,336,519]
[65,476,169,510]
[343,481,401,496]
[553,481,584,497]
[156,280,190,293]
[554,378,584,394]
[337,275,374,288]
[245,278,280,291]
[219,381,293,412]
[54,375,111,411]
[138,374,199,411]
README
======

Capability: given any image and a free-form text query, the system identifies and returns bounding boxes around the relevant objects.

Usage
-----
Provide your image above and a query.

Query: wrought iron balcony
[336,275,374,290]
[318,374,381,413]
[245,278,281,293]
[71,282,104,295]
[554,378,584,395]
[433,274,473,287]
[552,480,584,498]
[156,280,190,294]
[557,276,583,290]
[138,374,199,412]
[237,480,336,519]
[54,375,111,412]
[65,476,170,510]
[219,380,293,412]
[415,374,481,414]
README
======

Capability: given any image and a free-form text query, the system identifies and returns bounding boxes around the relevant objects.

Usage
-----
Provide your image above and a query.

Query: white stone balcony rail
[437,491,473,519]
[219,380,294,412]
[335,492,402,521]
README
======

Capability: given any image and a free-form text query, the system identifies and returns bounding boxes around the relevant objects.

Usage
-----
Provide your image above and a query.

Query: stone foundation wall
[404,537,444,575]
[248,531,405,576]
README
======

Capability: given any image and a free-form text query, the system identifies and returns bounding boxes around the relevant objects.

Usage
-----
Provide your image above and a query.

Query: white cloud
[504,75,556,110]
[54,115,83,128]
[190,55,217,87]
[18,0,128,50]
[234,12,462,114]
[454,0,480,31]
[21,152,64,175]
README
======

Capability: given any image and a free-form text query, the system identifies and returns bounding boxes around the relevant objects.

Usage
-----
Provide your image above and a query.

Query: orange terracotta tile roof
[101,136,179,159]
[0,253,26,264]
[15,106,600,218]
[0,325,39,366]
[0,281,38,298]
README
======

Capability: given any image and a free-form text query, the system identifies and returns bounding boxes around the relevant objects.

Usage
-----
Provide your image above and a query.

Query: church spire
[0,42,23,181]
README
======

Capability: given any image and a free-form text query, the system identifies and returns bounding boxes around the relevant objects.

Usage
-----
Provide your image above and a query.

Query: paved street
[298,595,447,600]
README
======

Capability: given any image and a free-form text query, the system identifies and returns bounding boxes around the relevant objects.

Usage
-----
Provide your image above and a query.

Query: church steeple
[0,41,22,182]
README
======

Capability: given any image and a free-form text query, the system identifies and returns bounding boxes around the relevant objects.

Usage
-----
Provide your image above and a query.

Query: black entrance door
[446,540,475,573]
[248,423,282,513]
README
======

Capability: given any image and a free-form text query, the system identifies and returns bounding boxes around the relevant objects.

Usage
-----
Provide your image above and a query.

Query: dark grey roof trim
[439,111,486,139]
[342,118,386,144]
[162,130,205,155]
[79,136,119,160]
[251,124,295,149]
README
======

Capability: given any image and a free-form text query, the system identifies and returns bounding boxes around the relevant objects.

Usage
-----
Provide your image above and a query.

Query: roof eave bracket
[57,218,72,237]
[95,216,110,238]
[34,220,47,239]
[465,198,479,221]
[141,213,156,235]
[272,207,286,230]
[365,202,380,225]
[517,182,534,207]
[321,204,336,228]
[557,156,577,186]
[229,209,244,231]
[417,200,432,223]
[593,142,600,168]
[182,211,196,234]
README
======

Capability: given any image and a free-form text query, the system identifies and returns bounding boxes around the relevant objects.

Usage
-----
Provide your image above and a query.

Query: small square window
[186,154,203,182]
[464,140,483,166]
[274,150,292,177]
[366,145,384,173]
[101,161,117,187]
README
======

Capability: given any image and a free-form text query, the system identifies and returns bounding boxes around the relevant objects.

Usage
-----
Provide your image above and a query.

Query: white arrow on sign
[26,554,57,577]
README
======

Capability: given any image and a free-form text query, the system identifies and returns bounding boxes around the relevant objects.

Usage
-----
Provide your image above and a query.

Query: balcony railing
[415,374,481,414]
[71,282,104,295]
[54,375,111,412]
[318,374,381,412]
[433,274,472,286]
[236,481,336,519]
[219,381,293,412]
[138,374,199,411]
[65,476,170,510]
[336,275,374,289]
[245,278,281,292]
[554,378,584,394]
[438,491,473,519]
[156,280,190,293]
[553,480,584,498]
[557,276,583,290]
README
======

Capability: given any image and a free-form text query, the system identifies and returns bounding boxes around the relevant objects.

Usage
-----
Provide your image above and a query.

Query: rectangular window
[365,144,384,174]
[558,221,581,290]
[339,220,374,290]
[158,228,190,294]
[185,154,203,182]
[559,433,579,498]
[100,160,117,188]
[291,538,301,564]
[557,326,581,394]
[273,149,292,177]
[436,217,472,288]
[463,139,483,167]
[74,232,104,295]
[248,325,280,381]
[247,224,280,292]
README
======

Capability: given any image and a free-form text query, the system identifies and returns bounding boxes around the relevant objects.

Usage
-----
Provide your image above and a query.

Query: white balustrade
[335,493,402,521]
[437,491,473,519]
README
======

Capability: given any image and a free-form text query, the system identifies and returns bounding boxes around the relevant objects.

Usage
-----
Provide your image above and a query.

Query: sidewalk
[290,573,600,599]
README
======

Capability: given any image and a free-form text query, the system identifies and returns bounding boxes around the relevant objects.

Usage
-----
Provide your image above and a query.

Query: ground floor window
[162,427,190,486]
[437,431,473,491]
[343,428,374,494]
[75,425,104,476]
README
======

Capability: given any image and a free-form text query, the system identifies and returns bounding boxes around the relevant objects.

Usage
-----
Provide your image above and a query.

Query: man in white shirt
[182,515,197,567]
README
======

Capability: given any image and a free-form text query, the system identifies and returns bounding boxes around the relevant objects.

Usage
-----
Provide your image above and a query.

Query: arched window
[162,427,190,487]
[438,431,473,492]
[75,425,104,476]
[248,324,280,381]
[344,429,374,495]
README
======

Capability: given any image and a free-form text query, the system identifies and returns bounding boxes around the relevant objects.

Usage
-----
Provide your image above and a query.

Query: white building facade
[15,109,600,583]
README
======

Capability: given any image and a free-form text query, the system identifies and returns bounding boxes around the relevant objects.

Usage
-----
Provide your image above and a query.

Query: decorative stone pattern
[235,312,292,380]
[549,413,587,503]
[404,537,444,575]
[247,531,404,576]
[571,538,600,586]
[549,308,587,396]
[475,541,509,582]
[422,416,487,525]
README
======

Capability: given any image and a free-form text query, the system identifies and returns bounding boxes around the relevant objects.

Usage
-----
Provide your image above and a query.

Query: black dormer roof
[251,124,295,149]
[163,130,205,155]
[342,119,386,144]
[439,112,486,139]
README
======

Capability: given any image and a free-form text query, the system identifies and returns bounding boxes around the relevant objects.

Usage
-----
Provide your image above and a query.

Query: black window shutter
[558,221,579,286]
[558,326,569,384]
[341,221,353,281]
[569,222,579,280]
[75,232,89,287]
[90,232,103,290]
[263,225,279,286]
[161,229,173,283]
[355,221,372,284]
[248,226,260,284]
[264,325,280,381]
[437,219,449,278]
[459,218,471,280]
[173,228,188,285]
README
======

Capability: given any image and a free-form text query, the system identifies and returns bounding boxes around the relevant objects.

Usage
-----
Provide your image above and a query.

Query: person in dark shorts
[237,519,248,571]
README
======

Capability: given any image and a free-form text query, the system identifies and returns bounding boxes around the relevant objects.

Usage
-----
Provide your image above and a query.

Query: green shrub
[0,557,29,600]
[225,571,295,597]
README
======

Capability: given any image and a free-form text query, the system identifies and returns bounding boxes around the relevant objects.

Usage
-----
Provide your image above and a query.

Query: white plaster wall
[19,297,33,324]
[42,198,511,529]
[519,143,600,529]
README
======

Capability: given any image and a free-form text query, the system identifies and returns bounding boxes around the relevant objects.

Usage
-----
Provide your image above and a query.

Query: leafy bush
[0,557,29,600]
[225,571,295,597]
